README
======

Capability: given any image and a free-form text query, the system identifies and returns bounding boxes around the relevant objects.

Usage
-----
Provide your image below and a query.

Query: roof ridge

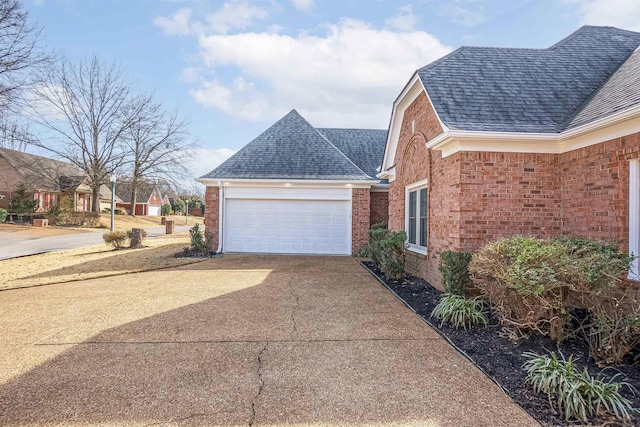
[201,110,302,179]
[308,120,373,179]
[317,127,387,132]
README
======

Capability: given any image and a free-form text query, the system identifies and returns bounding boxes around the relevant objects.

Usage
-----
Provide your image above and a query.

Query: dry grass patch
[0,235,205,290]
[98,214,203,229]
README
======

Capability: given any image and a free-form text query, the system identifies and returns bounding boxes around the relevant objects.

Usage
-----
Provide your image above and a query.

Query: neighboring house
[162,194,170,207]
[377,25,640,288]
[197,109,388,255]
[115,181,164,216]
[99,184,123,212]
[0,147,93,212]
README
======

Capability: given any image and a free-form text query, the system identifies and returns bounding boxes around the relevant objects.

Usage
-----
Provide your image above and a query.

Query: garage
[147,205,161,216]
[223,187,351,255]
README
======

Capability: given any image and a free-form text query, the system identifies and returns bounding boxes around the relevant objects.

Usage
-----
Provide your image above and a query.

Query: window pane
[420,188,427,247]
[408,191,417,244]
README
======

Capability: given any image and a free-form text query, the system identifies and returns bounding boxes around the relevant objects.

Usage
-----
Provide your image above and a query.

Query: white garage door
[147,205,161,216]
[224,198,351,255]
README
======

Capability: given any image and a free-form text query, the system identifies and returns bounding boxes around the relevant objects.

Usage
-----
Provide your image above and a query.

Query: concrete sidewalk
[0,225,192,260]
[0,255,538,426]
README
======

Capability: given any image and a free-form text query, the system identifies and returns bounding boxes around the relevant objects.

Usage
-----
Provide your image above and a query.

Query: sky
[23,0,640,180]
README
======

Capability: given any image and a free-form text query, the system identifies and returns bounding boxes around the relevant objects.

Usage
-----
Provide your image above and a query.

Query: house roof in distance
[417,26,640,133]
[201,110,383,181]
[0,147,86,192]
[115,181,159,204]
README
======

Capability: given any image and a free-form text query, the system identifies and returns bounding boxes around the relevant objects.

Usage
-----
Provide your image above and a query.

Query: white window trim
[629,159,640,281]
[405,178,429,255]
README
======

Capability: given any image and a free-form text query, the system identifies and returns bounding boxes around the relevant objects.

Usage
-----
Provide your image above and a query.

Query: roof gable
[115,181,158,203]
[200,110,374,181]
[417,26,640,133]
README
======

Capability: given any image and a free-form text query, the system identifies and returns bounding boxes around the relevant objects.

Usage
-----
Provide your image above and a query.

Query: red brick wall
[370,191,389,226]
[457,151,562,252]
[560,135,640,244]
[352,187,371,254]
[389,92,447,287]
[389,90,640,289]
[204,186,219,251]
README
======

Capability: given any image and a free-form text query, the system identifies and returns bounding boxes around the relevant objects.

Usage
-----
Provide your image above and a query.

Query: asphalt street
[0,225,193,260]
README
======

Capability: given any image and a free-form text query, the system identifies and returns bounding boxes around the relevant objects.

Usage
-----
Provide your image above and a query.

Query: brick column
[351,188,371,254]
[204,186,220,251]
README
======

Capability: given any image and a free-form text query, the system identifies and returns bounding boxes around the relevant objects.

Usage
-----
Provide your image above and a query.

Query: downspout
[216,181,224,254]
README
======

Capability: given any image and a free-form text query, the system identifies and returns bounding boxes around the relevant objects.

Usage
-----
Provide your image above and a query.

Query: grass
[0,234,205,290]
[98,213,203,229]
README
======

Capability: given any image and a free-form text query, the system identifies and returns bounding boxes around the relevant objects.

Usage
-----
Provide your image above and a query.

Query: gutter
[217,181,224,254]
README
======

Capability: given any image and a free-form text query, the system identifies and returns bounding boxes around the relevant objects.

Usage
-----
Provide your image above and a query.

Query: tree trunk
[129,228,143,249]
[91,185,100,213]
[129,178,138,217]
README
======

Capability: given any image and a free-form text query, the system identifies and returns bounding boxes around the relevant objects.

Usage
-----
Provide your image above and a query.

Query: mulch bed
[361,261,640,427]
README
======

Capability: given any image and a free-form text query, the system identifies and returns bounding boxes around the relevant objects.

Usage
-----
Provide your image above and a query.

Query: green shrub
[8,183,37,215]
[522,351,634,422]
[439,250,473,296]
[470,235,632,345]
[189,223,206,253]
[431,294,488,330]
[379,231,406,279]
[102,230,128,249]
[0,208,6,223]
[368,227,389,267]
[161,203,172,215]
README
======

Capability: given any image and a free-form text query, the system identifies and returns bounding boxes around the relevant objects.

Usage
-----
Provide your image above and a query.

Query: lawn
[98,213,203,229]
[0,234,206,291]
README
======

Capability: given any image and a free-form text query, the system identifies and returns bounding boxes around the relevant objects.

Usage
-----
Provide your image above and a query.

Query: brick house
[197,110,388,255]
[0,147,94,212]
[115,181,164,216]
[377,26,640,289]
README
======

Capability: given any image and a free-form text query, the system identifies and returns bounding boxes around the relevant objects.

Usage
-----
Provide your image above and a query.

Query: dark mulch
[361,261,640,427]
[174,248,217,258]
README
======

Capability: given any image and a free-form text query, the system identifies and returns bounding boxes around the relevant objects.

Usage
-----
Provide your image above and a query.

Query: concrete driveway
[0,255,537,426]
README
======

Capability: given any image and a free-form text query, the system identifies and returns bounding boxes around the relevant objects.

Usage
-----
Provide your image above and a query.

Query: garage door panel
[225,198,351,255]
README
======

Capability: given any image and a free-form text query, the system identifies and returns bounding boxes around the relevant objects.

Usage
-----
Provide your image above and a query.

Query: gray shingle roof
[417,26,640,133]
[200,110,377,181]
[566,48,640,129]
[316,128,388,178]
[0,147,86,192]
[115,181,159,204]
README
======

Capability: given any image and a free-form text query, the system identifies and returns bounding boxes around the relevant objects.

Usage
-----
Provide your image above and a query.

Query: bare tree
[30,56,140,212]
[122,94,192,216]
[0,0,49,111]
[0,111,35,150]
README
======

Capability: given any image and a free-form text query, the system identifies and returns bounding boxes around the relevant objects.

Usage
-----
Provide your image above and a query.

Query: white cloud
[154,1,269,36]
[440,1,485,26]
[570,0,640,31]
[291,0,313,12]
[153,8,194,36]
[187,147,236,179]
[385,5,419,32]
[188,19,451,127]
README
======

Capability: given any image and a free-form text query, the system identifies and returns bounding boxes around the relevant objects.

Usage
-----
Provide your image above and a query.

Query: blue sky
[24,0,640,179]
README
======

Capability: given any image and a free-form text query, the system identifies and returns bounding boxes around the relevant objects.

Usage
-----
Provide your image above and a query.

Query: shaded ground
[0,255,537,427]
[362,261,640,427]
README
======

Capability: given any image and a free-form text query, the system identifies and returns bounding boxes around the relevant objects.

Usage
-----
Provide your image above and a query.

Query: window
[406,179,428,253]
